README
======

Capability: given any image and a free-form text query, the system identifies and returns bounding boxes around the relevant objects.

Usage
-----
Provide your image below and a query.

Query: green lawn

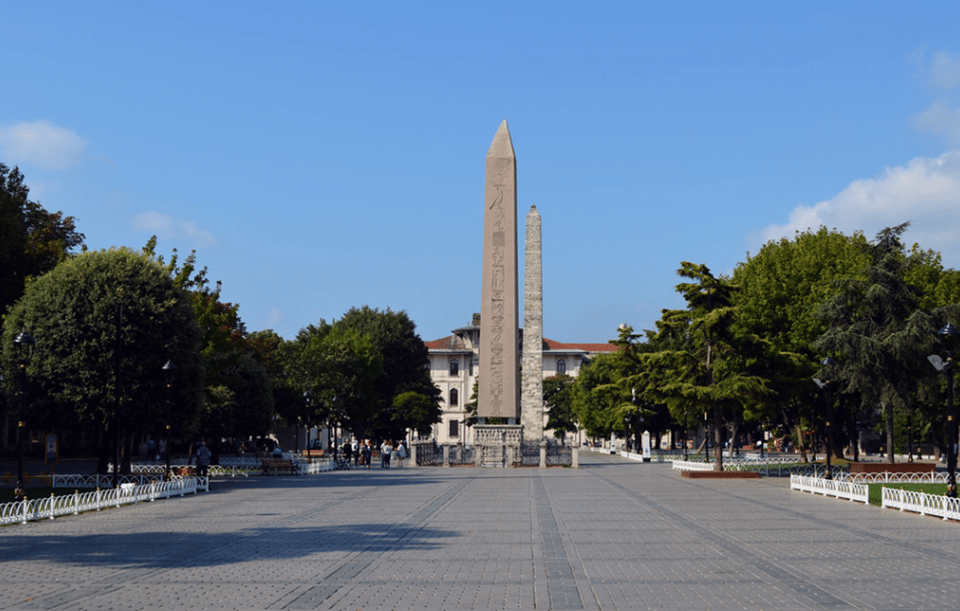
[867,483,948,506]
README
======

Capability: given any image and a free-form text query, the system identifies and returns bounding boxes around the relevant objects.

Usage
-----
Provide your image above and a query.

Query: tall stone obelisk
[479,120,519,421]
[521,204,543,440]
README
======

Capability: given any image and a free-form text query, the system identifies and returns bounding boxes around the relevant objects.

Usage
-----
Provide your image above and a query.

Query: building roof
[543,338,618,354]
[424,335,473,351]
[425,335,617,354]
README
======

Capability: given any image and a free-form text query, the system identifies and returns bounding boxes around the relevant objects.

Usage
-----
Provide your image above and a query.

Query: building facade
[424,314,617,445]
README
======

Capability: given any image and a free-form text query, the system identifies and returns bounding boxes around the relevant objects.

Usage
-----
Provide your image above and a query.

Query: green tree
[544,374,576,441]
[335,306,441,438]
[1,248,202,470]
[144,238,275,449]
[645,262,772,469]
[732,227,871,460]
[286,321,383,439]
[0,163,84,316]
[570,353,621,439]
[391,391,440,438]
[814,224,939,464]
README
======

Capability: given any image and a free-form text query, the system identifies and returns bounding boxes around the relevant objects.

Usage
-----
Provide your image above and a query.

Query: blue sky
[3,2,960,344]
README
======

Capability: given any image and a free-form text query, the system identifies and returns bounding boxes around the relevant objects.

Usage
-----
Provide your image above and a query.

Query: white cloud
[754,150,960,267]
[913,100,960,144]
[131,211,218,249]
[267,306,285,327]
[929,51,960,90]
[0,120,87,170]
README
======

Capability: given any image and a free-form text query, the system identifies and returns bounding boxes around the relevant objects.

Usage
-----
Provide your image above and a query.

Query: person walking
[352,439,360,466]
[362,440,372,468]
[380,440,392,468]
[195,441,212,477]
[394,440,406,469]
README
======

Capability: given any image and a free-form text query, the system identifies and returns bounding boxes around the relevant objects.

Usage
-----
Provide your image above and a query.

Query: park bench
[260,458,298,475]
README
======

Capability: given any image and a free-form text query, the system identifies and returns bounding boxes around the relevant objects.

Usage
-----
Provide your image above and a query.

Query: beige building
[424,314,617,444]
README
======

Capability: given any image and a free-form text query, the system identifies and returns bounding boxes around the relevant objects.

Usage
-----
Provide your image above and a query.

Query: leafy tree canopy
[1,248,203,440]
[334,306,441,437]
[0,163,84,316]
[286,321,383,437]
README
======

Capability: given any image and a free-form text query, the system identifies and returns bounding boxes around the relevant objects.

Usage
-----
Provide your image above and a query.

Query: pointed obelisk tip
[528,204,539,215]
[488,119,515,158]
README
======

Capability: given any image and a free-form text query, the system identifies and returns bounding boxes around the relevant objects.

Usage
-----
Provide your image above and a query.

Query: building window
[449,419,459,438]
[449,359,459,376]
[557,359,566,375]
[449,388,459,407]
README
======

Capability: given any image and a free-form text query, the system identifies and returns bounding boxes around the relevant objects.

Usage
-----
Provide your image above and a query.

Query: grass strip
[867,483,948,506]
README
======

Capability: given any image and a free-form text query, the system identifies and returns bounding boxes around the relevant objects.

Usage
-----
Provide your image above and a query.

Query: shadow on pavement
[0,521,458,568]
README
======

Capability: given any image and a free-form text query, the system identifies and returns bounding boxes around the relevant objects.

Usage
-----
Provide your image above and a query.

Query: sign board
[44,433,59,464]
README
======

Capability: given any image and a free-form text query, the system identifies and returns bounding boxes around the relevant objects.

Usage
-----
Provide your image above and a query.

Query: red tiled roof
[424,336,451,349]
[425,335,617,353]
[543,338,618,353]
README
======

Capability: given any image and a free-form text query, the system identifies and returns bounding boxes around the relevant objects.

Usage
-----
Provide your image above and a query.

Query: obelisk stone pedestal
[474,424,523,467]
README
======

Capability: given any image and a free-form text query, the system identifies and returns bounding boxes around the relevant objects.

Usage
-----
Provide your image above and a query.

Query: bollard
[442,444,450,468]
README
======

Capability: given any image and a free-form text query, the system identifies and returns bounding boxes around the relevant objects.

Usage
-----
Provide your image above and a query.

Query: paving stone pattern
[4,453,960,610]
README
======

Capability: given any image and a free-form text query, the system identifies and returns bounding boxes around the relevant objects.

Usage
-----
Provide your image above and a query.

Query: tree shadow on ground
[0,521,458,568]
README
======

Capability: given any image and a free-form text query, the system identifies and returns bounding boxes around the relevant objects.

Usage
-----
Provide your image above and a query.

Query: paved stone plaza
[3,452,960,611]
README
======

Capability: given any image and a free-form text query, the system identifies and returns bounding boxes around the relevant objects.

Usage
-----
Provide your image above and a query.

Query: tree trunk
[713,404,723,471]
[796,423,808,463]
[96,428,110,475]
[845,396,859,462]
[885,402,895,464]
[121,433,133,474]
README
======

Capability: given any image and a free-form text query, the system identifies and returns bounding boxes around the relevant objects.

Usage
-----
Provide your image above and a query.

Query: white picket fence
[672,460,718,472]
[123,456,336,477]
[790,474,869,503]
[882,487,960,521]
[128,463,257,477]
[670,457,833,477]
[840,472,948,484]
[1,477,206,526]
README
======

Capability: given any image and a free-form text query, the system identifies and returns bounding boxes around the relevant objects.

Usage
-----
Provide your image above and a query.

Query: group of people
[341,439,407,468]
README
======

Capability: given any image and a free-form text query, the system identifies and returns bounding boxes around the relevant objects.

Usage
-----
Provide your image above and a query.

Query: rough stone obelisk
[521,204,543,441]
[479,120,519,422]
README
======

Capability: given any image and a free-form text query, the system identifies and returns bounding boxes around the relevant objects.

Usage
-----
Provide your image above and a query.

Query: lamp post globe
[13,331,35,493]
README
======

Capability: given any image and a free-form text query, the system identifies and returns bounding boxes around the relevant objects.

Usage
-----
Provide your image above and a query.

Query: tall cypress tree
[814,223,934,463]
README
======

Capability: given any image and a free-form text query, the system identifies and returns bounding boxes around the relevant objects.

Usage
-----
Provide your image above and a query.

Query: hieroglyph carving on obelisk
[479,120,519,420]
[521,204,544,440]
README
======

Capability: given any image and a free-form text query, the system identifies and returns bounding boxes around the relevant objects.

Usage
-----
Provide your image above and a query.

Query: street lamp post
[162,360,177,477]
[13,331,35,492]
[930,323,959,498]
[820,357,836,480]
[303,390,312,458]
[623,414,631,452]
[704,411,710,463]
